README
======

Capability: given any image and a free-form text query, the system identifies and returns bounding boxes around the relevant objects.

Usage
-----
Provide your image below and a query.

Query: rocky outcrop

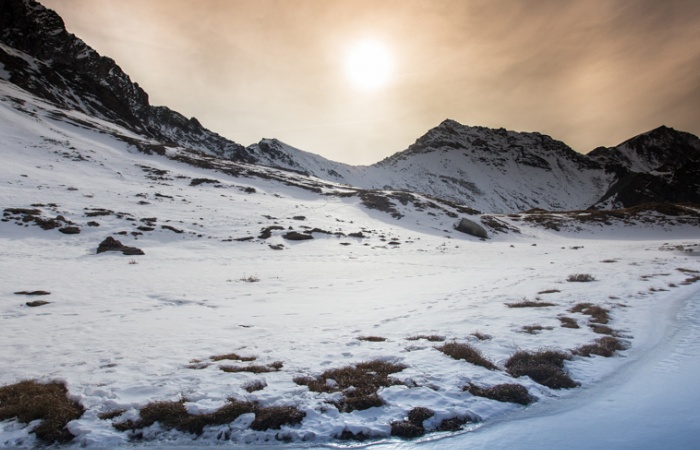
[96,237,144,256]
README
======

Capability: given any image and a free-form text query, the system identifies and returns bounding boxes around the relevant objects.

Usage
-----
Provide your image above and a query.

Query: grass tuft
[436,342,497,370]
[250,405,305,431]
[569,303,610,324]
[210,352,256,362]
[220,362,283,374]
[589,324,618,335]
[243,380,267,393]
[293,360,406,412]
[406,334,445,342]
[470,331,492,341]
[465,383,535,405]
[505,349,578,389]
[537,289,561,294]
[573,337,629,357]
[558,316,580,329]
[113,397,304,435]
[567,273,596,282]
[506,299,556,308]
[357,336,387,342]
[0,380,85,444]
[521,324,553,334]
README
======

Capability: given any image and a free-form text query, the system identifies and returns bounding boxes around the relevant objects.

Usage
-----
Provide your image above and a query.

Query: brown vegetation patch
[211,352,256,362]
[406,334,445,342]
[243,380,267,393]
[470,331,492,341]
[567,273,596,282]
[558,316,580,329]
[464,383,535,405]
[293,360,406,412]
[521,325,554,334]
[537,289,561,295]
[436,342,497,370]
[506,299,556,308]
[0,380,85,444]
[589,324,618,335]
[14,290,51,295]
[220,361,283,374]
[505,349,578,389]
[357,336,387,342]
[113,397,304,436]
[573,337,629,357]
[569,303,610,324]
[250,406,305,431]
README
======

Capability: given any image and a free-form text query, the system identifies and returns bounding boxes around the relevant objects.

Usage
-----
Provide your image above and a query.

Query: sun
[344,39,394,91]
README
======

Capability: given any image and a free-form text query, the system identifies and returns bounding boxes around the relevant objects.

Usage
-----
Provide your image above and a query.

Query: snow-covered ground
[1,80,699,447]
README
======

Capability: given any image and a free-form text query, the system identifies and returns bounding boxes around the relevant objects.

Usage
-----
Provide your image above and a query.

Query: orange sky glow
[42,0,700,165]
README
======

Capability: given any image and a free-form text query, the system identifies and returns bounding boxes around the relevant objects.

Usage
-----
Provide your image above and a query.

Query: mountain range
[2,0,699,214]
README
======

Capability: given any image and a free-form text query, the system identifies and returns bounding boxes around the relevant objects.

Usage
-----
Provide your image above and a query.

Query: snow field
[1,80,700,446]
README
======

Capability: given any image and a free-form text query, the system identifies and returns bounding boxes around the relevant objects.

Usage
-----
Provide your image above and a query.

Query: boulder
[454,218,489,239]
[96,237,144,255]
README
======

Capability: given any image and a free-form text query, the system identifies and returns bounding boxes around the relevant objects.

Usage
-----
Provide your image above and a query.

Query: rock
[283,231,314,241]
[96,237,144,255]
[26,300,50,307]
[14,290,51,296]
[59,226,81,234]
[454,218,489,239]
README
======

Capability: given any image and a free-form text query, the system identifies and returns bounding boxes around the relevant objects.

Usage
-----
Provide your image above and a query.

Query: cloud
[41,0,700,161]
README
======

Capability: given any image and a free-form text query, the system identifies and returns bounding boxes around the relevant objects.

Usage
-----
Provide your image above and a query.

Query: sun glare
[344,39,393,91]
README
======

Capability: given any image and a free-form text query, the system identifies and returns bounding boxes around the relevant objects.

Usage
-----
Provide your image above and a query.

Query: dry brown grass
[537,289,561,295]
[470,331,492,341]
[113,397,304,435]
[505,349,578,389]
[589,324,618,336]
[210,352,256,362]
[573,337,629,357]
[464,383,535,405]
[0,380,85,444]
[567,273,596,282]
[569,303,610,324]
[558,316,580,329]
[220,361,283,374]
[436,342,497,370]
[521,324,554,334]
[506,299,556,308]
[293,360,406,412]
[406,334,445,342]
[357,336,387,342]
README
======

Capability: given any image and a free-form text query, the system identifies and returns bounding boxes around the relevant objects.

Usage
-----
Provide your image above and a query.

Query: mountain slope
[0,0,251,161]
[590,126,700,208]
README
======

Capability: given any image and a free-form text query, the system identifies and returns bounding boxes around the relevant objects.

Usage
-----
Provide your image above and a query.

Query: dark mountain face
[590,126,700,208]
[0,0,251,160]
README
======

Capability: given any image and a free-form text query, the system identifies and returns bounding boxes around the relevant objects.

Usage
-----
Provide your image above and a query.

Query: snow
[1,80,700,448]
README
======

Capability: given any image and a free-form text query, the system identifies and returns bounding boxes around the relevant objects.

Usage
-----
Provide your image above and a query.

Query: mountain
[590,126,700,208]
[0,0,251,161]
[2,0,699,214]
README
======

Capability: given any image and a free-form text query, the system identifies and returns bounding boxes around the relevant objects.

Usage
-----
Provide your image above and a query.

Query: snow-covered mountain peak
[589,125,700,173]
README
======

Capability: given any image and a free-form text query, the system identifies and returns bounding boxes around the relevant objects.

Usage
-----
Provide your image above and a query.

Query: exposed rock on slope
[590,126,700,208]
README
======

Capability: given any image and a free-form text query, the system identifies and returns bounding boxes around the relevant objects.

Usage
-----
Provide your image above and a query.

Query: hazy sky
[42,0,700,165]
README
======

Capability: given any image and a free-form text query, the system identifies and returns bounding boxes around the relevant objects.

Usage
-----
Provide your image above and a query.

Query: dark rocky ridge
[0,0,251,161]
